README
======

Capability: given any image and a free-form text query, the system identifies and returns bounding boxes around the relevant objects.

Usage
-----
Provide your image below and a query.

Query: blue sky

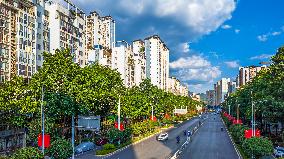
[71,0,284,93]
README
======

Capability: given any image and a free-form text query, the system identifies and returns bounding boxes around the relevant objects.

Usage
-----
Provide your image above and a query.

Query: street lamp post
[41,85,45,155]
[118,95,121,131]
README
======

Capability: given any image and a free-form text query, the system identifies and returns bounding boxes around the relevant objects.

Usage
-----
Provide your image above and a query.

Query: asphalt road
[75,117,201,159]
[180,113,239,159]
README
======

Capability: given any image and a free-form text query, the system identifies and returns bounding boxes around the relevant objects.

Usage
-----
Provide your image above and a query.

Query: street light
[41,85,45,155]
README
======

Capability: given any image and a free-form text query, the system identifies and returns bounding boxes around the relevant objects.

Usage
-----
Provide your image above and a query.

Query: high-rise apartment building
[112,41,135,87]
[86,11,115,67]
[214,78,231,105]
[167,77,188,96]
[145,35,169,90]
[46,0,86,67]
[238,65,267,87]
[206,90,216,106]
[133,40,146,86]
[0,0,49,82]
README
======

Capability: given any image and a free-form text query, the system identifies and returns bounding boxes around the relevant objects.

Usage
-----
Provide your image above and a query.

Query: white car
[157,133,169,141]
[274,146,284,158]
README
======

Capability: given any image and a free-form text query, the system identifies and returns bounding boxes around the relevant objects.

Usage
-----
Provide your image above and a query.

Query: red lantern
[164,114,170,119]
[150,116,157,122]
[114,121,124,131]
[38,134,50,148]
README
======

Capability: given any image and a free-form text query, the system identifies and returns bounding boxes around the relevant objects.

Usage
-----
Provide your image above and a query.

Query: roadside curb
[221,116,242,159]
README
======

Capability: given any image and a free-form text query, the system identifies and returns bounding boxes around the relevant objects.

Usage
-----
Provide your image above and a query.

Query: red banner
[38,134,50,148]
[244,129,261,138]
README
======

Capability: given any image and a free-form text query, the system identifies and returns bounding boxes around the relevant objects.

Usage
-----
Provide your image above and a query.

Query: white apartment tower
[132,40,146,86]
[86,11,115,67]
[0,0,49,82]
[238,65,267,87]
[145,35,169,90]
[46,0,86,67]
[112,41,134,87]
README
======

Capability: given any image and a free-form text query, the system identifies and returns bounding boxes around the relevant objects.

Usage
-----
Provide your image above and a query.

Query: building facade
[0,0,49,83]
[238,65,267,87]
[214,78,231,105]
[133,40,146,86]
[46,0,86,67]
[206,90,215,106]
[145,35,169,90]
[167,77,188,96]
[86,11,115,67]
[112,41,134,87]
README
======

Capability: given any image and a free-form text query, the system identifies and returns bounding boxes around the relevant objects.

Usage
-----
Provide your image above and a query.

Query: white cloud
[272,31,281,36]
[170,55,210,69]
[257,35,268,42]
[221,24,232,29]
[224,61,240,68]
[235,29,240,34]
[170,55,221,82]
[179,42,190,53]
[250,54,273,60]
[73,0,236,37]
[257,30,282,42]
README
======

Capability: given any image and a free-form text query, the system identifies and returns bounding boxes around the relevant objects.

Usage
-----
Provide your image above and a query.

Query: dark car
[96,138,108,146]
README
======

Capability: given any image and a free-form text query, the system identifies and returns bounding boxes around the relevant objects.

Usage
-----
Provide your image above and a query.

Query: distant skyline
[69,0,284,93]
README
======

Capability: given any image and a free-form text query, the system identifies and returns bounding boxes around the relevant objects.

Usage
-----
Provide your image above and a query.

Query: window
[37,44,41,50]
[37,11,41,17]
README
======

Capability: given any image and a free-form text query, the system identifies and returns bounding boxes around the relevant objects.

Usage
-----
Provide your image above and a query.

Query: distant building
[214,78,231,105]
[167,77,188,96]
[206,90,215,106]
[238,65,267,87]
[145,35,169,90]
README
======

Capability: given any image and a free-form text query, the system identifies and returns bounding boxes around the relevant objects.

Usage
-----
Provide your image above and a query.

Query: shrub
[47,138,72,159]
[11,147,43,159]
[103,144,115,150]
[242,137,273,158]
[229,124,248,144]
[96,144,116,155]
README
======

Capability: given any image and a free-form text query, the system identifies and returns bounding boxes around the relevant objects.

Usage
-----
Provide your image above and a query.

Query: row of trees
[0,49,202,157]
[223,46,284,139]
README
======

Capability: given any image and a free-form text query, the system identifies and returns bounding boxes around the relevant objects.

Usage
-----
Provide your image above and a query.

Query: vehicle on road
[95,138,108,146]
[157,133,169,141]
[75,142,95,154]
[274,146,284,158]
[176,136,180,143]
[221,127,224,131]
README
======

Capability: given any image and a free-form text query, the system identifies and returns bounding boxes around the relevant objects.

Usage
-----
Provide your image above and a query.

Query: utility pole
[251,91,255,137]
[41,85,45,155]
[72,115,75,159]
[118,95,121,130]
